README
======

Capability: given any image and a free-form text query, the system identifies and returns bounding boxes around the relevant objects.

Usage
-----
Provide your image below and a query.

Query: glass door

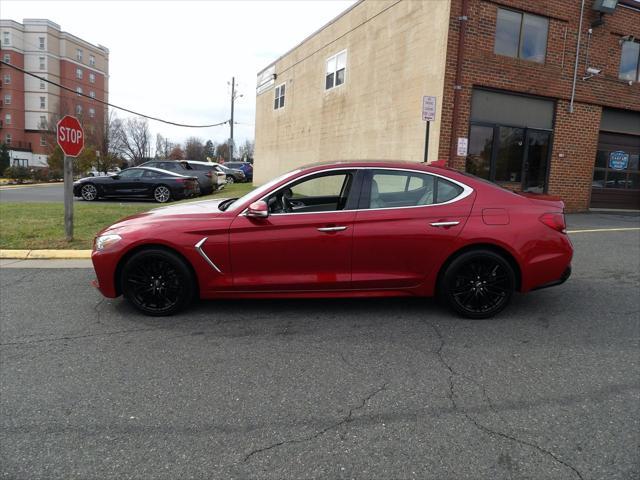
[522,130,551,193]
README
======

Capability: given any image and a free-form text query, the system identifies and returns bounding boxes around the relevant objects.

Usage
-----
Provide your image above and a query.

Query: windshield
[224,168,302,211]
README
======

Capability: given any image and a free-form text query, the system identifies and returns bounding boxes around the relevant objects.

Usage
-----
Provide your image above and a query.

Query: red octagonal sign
[56,115,84,157]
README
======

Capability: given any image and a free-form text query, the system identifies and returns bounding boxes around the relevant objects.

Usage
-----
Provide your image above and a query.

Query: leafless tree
[114,117,151,165]
[155,133,173,160]
[184,137,206,161]
[238,139,255,162]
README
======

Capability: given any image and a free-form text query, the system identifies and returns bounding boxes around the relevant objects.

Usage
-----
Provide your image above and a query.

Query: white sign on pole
[422,96,437,122]
[457,137,468,156]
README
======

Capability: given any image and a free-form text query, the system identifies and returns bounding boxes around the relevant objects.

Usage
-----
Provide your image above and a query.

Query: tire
[440,249,516,319]
[121,248,195,316]
[226,176,235,184]
[153,185,171,203]
[80,183,99,201]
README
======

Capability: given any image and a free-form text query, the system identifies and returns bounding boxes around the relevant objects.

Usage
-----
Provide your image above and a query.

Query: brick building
[254,0,640,211]
[0,19,109,168]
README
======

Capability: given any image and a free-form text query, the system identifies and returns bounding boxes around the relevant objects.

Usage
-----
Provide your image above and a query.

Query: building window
[2,31,10,46]
[274,83,285,110]
[76,48,83,62]
[40,79,46,89]
[466,89,554,193]
[39,115,47,128]
[40,96,46,109]
[89,90,95,98]
[619,40,640,82]
[4,113,11,125]
[89,72,95,83]
[39,36,45,50]
[13,158,28,167]
[4,74,10,85]
[4,94,11,105]
[325,50,347,90]
[76,86,83,96]
[76,68,83,80]
[89,55,95,66]
[5,134,11,145]
[89,107,96,118]
[76,104,83,115]
[39,56,46,70]
[3,53,10,64]
[40,135,47,146]
[494,8,549,63]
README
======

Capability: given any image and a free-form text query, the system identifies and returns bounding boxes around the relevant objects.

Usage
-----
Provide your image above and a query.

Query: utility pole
[230,76,235,161]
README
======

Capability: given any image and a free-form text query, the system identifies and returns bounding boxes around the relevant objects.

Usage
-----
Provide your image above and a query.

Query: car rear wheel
[226,176,235,184]
[81,183,98,201]
[441,250,515,319]
[153,185,171,203]
[121,249,195,316]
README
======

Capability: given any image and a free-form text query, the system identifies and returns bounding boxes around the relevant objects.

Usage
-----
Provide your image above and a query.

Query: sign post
[56,115,84,242]
[422,96,437,162]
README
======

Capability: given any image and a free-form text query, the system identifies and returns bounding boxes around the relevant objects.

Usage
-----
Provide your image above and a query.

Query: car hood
[102,198,231,233]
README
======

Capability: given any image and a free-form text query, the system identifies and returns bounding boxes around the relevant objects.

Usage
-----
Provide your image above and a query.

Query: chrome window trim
[195,237,222,273]
[239,166,474,217]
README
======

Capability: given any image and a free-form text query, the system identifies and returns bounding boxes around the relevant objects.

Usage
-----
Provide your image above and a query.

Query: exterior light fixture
[592,0,618,13]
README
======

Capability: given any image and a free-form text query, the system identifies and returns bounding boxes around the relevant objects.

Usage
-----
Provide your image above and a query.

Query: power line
[0,59,229,128]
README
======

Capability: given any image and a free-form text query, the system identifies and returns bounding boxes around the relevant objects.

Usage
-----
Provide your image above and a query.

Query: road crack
[243,383,387,462]
[427,321,584,480]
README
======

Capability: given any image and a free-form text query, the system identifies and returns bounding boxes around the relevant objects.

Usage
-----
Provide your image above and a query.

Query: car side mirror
[246,200,269,218]
[112,175,120,179]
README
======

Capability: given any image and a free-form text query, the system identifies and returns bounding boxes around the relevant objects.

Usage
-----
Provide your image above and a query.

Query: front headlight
[94,233,122,251]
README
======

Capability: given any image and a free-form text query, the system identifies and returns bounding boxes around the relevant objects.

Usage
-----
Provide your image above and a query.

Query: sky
[1,0,356,151]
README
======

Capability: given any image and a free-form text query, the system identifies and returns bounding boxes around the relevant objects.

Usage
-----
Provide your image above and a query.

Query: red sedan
[91,161,573,318]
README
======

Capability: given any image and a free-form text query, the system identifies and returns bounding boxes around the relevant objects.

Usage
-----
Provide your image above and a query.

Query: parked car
[218,164,246,184]
[73,167,198,203]
[139,160,214,195]
[91,161,573,317]
[225,161,253,181]
[181,160,227,191]
[87,167,121,177]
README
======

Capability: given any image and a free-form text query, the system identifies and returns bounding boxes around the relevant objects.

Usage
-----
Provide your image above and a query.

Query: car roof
[181,160,215,166]
[128,166,187,177]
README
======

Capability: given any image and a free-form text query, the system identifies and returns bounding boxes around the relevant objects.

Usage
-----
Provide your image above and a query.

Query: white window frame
[89,72,95,84]
[325,50,347,91]
[40,79,46,89]
[5,134,11,145]
[2,31,10,46]
[4,94,11,105]
[89,55,95,66]
[76,86,83,96]
[40,96,46,109]
[76,48,83,61]
[5,113,11,125]
[89,107,96,118]
[39,36,45,50]
[39,56,46,70]
[274,83,285,110]
[3,53,10,64]
[89,90,96,98]
[40,135,47,146]
[76,104,83,115]
[76,68,83,80]
[3,74,10,85]
[39,115,47,128]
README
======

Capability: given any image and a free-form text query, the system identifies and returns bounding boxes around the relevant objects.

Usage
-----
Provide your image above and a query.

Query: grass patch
[0,182,255,250]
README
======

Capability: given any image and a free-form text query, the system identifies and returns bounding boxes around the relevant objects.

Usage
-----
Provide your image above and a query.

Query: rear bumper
[532,265,571,291]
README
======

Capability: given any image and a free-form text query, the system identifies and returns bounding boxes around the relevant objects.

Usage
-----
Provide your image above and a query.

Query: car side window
[267,171,353,214]
[437,178,464,203]
[118,169,145,179]
[143,170,160,179]
[367,171,435,209]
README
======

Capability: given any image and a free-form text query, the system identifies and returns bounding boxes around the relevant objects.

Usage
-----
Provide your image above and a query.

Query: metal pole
[64,154,73,241]
[423,121,430,163]
[230,76,235,161]
[569,0,586,113]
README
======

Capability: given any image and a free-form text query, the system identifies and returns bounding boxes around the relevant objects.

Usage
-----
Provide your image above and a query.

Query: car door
[351,169,475,289]
[110,168,146,196]
[228,169,361,291]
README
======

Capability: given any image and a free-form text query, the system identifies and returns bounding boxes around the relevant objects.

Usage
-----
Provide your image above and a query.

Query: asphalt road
[1,213,638,480]
[0,184,150,204]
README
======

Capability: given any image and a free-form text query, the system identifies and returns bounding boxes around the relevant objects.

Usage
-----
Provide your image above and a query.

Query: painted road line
[567,227,640,234]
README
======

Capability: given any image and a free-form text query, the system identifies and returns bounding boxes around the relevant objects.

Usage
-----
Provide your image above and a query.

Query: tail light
[539,212,566,234]
[175,178,186,184]
[205,171,213,178]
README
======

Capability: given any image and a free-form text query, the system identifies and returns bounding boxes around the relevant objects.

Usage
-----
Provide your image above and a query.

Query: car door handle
[317,226,348,232]
[430,221,460,227]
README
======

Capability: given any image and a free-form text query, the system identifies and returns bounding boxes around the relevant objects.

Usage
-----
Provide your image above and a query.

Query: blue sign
[609,151,629,170]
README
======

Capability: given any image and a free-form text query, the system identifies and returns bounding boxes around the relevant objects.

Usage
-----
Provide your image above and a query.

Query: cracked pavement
[1,213,639,479]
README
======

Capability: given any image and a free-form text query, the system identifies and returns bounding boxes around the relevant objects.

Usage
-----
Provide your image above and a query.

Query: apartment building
[0,19,109,168]
[254,0,640,211]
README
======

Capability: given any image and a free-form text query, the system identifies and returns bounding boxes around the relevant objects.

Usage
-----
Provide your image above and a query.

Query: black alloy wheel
[81,183,98,201]
[154,185,172,203]
[441,250,515,319]
[121,249,195,316]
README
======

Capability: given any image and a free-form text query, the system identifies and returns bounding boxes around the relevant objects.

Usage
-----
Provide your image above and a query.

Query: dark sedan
[218,164,246,183]
[73,167,199,203]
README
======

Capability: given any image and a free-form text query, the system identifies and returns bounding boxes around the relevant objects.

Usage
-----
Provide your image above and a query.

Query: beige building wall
[253,0,452,184]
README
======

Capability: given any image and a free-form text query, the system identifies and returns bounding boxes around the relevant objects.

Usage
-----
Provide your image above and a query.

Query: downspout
[449,0,470,165]
[569,0,586,113]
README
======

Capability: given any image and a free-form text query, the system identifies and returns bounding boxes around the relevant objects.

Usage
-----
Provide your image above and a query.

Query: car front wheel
[121,248,195,316]
[226,176,235,184]
[441,249,515,319]
[153,185,171,203]
[81,183,98,201]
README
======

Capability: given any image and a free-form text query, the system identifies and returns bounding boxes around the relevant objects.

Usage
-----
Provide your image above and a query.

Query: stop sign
[57,115,84,157]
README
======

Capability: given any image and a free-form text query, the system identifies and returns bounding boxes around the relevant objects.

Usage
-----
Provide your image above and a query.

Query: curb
[0,249,92,259]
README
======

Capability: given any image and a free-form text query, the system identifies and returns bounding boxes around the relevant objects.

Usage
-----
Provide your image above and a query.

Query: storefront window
[465,125,493,179]
[495,127,524,182]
